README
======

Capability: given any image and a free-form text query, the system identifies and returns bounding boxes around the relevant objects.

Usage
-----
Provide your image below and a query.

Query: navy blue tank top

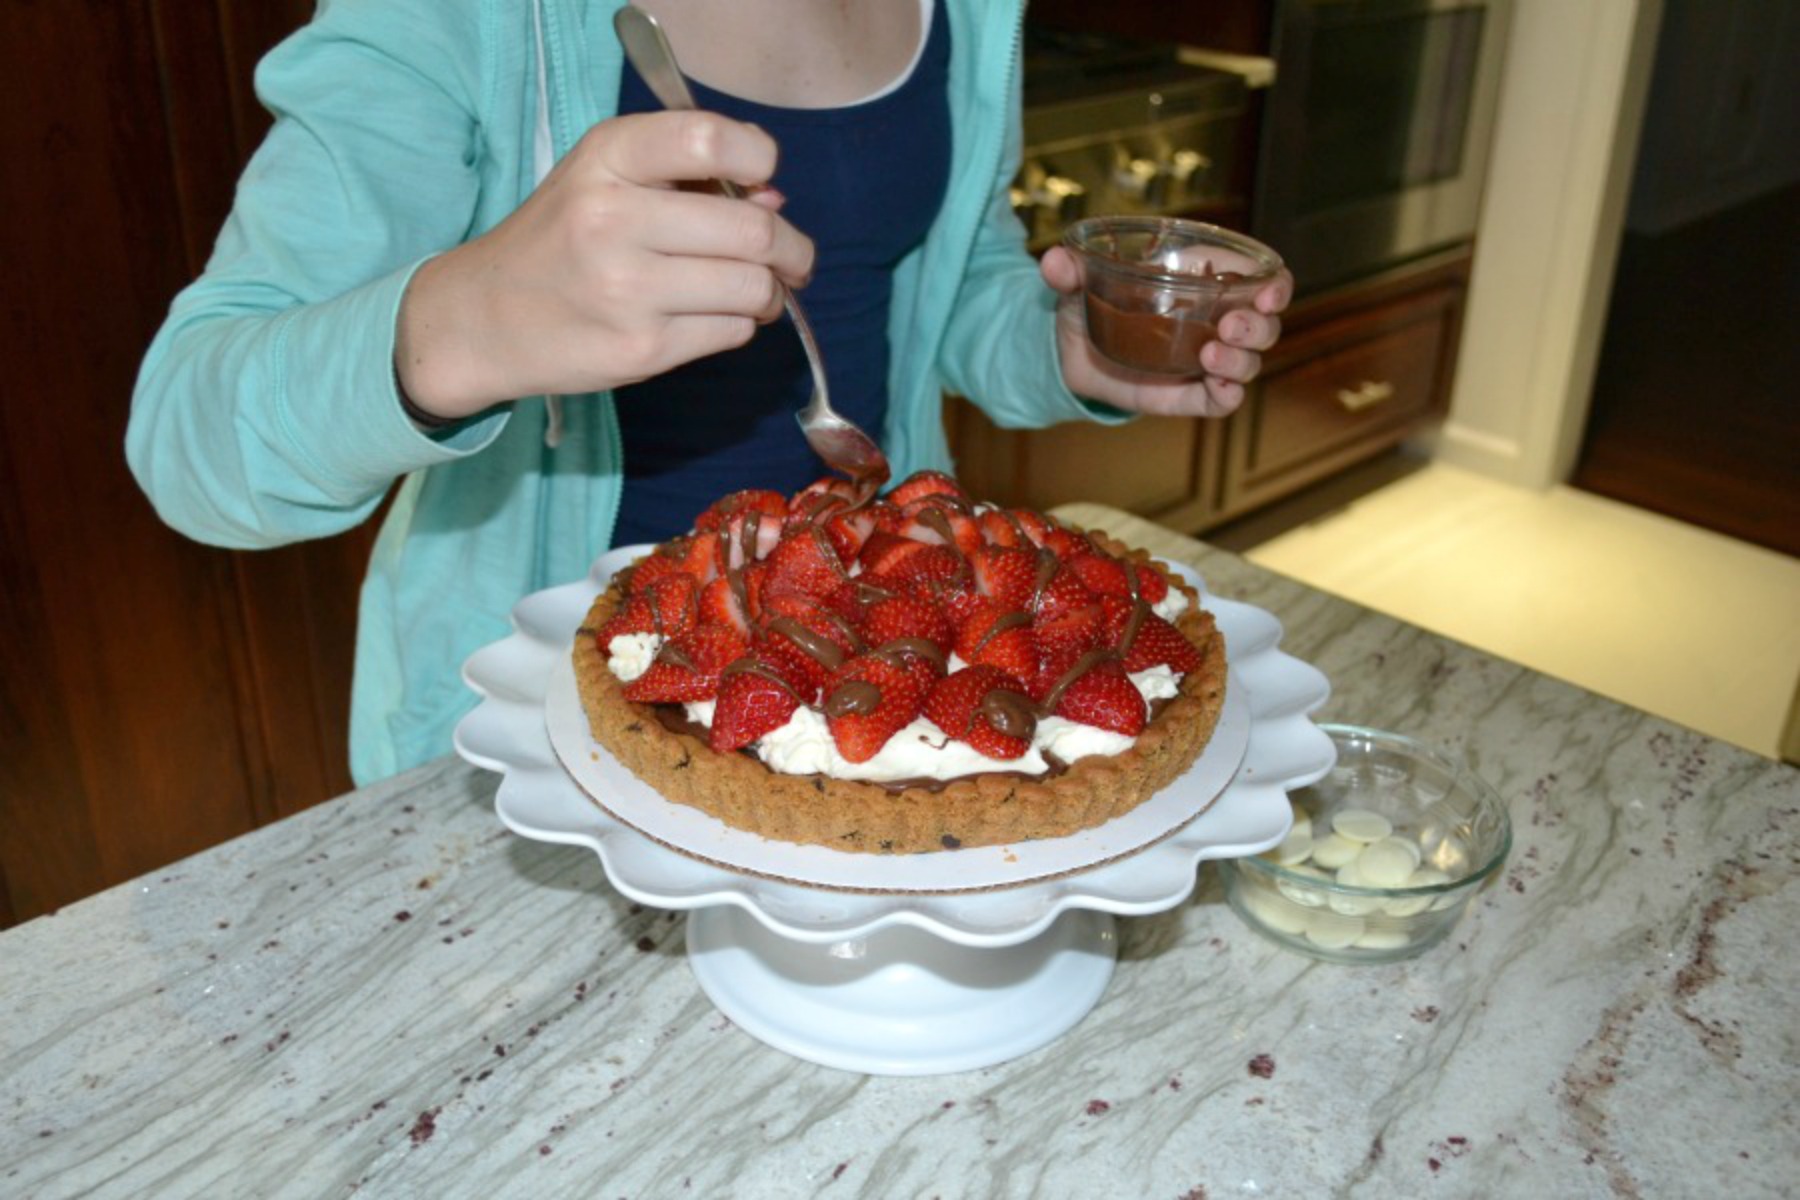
[610,5,951,545]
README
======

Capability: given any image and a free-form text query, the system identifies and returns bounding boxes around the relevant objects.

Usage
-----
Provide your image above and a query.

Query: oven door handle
[1336,380,1397,413]
[1176,46,1278,89]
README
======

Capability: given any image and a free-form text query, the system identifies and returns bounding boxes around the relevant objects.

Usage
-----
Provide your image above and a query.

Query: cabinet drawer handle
[1336,380,1395,412]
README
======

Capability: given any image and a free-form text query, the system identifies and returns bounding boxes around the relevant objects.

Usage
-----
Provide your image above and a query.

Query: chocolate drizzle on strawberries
[596,469,1202,770]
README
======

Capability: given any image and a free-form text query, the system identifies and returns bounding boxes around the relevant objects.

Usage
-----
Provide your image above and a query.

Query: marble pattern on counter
[2,507,1795,1199]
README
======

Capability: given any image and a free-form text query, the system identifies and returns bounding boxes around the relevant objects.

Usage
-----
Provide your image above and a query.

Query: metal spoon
[613,5,892,497]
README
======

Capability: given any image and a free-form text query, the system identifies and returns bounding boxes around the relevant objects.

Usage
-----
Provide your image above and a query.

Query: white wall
[1434,0,1664,489]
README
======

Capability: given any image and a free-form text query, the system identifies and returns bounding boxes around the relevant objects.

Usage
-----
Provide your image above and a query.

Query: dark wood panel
[1,0,357,922]
[1223,288,1454,511]
[1574,183,1800,558]
[0,0,260,903]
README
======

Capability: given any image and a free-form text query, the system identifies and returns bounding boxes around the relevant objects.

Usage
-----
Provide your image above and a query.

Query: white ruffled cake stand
[455,547,1333,1076]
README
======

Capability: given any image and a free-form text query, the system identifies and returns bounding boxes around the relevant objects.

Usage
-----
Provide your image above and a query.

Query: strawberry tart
[570,471,1228,855]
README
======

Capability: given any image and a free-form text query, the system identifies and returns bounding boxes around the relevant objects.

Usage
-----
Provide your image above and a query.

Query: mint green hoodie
[128,0,1120,784]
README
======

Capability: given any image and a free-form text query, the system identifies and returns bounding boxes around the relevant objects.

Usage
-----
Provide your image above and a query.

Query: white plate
[457,546,1334,949]
[544,650,1250,894]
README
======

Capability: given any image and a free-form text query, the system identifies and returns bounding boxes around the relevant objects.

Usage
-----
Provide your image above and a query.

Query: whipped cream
[1152,586,1190,624]
[611,637,1178,784]
[606,632,662,683]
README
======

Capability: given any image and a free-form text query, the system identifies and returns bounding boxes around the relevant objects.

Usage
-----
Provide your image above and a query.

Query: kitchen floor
[1230,460,1800,761]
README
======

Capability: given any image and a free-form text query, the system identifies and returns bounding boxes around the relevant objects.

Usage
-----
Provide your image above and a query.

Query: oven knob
[1116,156,1161,203]
[1040,174,1087,225]
[1009,185,1034,225]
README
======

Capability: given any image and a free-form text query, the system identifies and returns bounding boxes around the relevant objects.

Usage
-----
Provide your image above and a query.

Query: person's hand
[395,111,815,421]
[1038,246,1292,417]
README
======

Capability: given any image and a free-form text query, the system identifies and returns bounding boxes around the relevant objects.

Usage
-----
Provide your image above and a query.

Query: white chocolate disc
[1271,826,1314,866]
[1358,837,1421,887]
[1331,808,1393,843]
[1303,908,1364,949]
[1310,832,1363,870]
[1240,881,1311,935]
[1353,927,1412,950]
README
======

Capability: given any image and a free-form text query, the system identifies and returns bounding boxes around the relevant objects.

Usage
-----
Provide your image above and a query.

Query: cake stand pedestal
[687,907,1116,1076]
[456,549,1332,1076]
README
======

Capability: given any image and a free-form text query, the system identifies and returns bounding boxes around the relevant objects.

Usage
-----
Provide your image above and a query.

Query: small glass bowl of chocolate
[1062,216,1284,376]
[1220,725,1512,964]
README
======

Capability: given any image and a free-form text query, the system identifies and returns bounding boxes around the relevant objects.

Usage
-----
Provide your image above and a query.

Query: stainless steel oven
[1254,0,1512,293]
[1012,29,1254,251]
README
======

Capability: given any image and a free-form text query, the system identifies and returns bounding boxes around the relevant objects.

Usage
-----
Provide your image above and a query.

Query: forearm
[128,263,506,549]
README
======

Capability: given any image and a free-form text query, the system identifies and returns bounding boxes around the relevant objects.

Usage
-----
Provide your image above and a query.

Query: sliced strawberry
[1004,508,1057,549]
[924,665,1035,760]
[1032,560,1095,622]
[822,507,880,563]
[754,628,830,704]
[876,544,969,594]
[969,544,1040,610]
[787,478,857,523]
[1041,525,1088,560]
[1118,610,1202,674]
[623,551,684,595]
[887,469,967,508]
[977,509,1030,548]
[1033,598,1104,659]
[1066,550,1171,605]
[822,653,931,764]
[717,509,784,570]
[694,488,788,534]
[899,499,983,557]
[596,572,698,646]
[739,559,770,620]
[871,501,914,536]
[1050,655,1145,736]
[698,575,751,636]
[665,531,722,585]
[760,589,863,694]
[621,623,748,704]
[1029,638,1089,703]
[901,572,983,627]
[765,526,846,598]
[954,599,1038,682]
[862,593,953,656]
[856,530,927,576]
[709,655,807,753]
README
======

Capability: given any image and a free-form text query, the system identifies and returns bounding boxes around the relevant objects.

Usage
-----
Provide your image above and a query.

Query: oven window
[1297,7,1487,215]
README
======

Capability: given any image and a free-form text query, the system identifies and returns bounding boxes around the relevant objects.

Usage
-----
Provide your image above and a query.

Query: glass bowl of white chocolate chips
[1220,724,1512,963]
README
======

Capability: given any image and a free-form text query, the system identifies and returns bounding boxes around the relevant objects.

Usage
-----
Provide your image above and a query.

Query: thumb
[1038,245,1082,295]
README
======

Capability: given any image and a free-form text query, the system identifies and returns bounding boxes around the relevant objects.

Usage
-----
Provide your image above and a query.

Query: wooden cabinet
[949,248,1472,534]
[1216,249,1470,522]
[0,1,354,926]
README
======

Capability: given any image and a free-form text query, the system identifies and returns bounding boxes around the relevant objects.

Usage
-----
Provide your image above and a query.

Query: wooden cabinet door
[0,0,366,925]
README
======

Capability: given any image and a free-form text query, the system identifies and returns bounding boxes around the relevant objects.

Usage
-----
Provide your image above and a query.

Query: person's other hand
[1038,246,1292,417]
[396,111,814,421]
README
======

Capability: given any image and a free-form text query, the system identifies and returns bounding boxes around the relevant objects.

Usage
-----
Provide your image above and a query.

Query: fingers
[1216,308,1281,352]
[1255,268,1295,314]
[1200,339,1261,384]
[586,111,782,193]
[609,252,788,324]
[1038,245,1081,295]
[617,187,813,288]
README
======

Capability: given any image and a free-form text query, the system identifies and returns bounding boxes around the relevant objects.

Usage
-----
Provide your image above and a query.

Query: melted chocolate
[978,689,1037,741]
[1083,292,1216,376]
[824,679,881,718]
[767,616,850,673]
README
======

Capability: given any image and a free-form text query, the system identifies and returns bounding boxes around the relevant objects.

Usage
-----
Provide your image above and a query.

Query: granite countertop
[3,505,1795,1198]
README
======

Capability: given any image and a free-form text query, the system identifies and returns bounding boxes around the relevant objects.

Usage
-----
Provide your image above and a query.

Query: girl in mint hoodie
[129,0,1289,784]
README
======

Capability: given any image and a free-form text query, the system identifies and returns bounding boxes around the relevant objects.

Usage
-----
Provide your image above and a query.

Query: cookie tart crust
[569,537,1227,856]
